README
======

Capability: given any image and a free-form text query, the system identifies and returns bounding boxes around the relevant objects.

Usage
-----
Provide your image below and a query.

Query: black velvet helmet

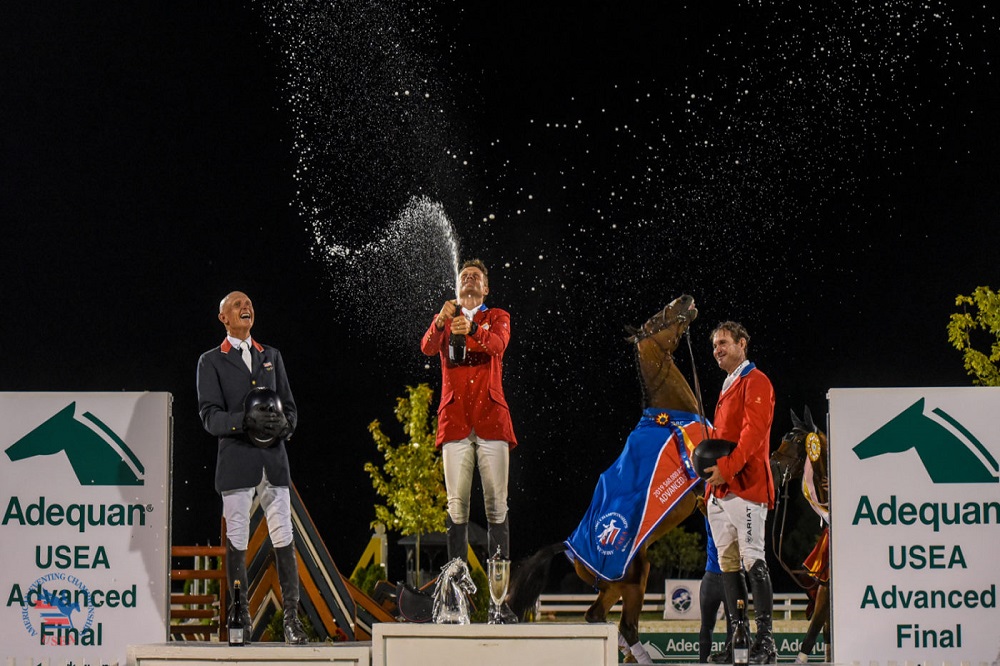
[692,438,737,479]
[243,387,285,448]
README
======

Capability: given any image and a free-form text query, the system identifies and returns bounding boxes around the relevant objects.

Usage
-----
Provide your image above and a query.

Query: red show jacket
[709,363,775,508]
[420,306,517,448]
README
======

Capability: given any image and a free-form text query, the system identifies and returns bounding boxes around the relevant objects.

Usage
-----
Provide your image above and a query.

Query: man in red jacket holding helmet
[421,259,517,567]
[703,321,777,664]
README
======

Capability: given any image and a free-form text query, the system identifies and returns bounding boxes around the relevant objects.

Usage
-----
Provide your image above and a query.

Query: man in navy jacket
[197,291,307,644]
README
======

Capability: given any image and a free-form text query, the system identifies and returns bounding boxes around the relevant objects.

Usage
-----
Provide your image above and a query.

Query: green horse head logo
[4,402,145,485]
[853,398,999,484]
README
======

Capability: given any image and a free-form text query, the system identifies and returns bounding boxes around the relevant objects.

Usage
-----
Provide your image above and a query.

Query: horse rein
[684,329,712,443]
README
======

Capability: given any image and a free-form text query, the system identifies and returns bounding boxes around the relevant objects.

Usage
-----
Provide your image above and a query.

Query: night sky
[3,2,998,590]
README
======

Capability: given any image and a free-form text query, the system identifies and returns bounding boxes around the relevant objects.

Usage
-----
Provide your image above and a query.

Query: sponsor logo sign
[663,579,701,620]
[1,393,171,665]
[829,388,1000,664]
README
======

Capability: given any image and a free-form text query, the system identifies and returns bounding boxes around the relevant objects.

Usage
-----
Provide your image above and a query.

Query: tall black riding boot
[487,517,510,559]
[748,561,777,664]
[487,517,518,623]
[446,517,469,563]
[275,544,308,644]
[226,540,252,643]
[710,570,749,663]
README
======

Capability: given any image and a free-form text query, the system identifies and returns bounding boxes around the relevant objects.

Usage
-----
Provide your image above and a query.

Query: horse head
[628,295,699,411]
[442,558,475,592]
[770,406,829,505]
[4,402,144,486]
[853,399,999,484]
[627,294,698,347]
[431,558,476,624]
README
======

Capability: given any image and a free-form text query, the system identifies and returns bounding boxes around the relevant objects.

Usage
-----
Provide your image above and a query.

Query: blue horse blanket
[565,408,710,582]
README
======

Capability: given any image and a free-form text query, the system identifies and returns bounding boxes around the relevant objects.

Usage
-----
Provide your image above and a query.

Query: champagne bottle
[448,302,466,364]
[228,580,246,646]
[448,332,467,364]
[732,599,749,666]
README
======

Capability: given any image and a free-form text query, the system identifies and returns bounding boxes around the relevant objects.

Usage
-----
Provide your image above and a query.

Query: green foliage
[365,384,448,584]
[469,565,489,623]
[364,383,448,536]
[645,526,706,580]
[350,560,387,598]
[947,286,1000,386]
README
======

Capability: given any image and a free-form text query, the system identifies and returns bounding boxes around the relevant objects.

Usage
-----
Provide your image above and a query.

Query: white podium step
[372,622,619,666]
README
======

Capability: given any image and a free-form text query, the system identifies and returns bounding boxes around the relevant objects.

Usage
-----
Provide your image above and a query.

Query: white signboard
[829,387,1000,664]
[1,393,172,665]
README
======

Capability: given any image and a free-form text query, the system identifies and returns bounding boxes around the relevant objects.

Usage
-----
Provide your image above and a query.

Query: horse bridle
[771,429,807,489]
[628,304,693,344]
[630,305,712,442]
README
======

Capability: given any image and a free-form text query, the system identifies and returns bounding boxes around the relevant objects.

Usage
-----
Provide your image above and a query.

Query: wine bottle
[228,580,246,646]
[732,598,749,666]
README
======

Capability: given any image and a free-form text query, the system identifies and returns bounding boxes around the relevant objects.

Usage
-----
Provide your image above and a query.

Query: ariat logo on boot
[853,398,999,484]
[4,402,145,485]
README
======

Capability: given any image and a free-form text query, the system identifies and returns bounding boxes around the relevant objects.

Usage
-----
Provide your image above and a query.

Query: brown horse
[769,407,830,663]
[507,294,704,663]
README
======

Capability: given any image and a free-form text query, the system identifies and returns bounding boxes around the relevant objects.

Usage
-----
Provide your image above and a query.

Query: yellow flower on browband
[655,412,671,426]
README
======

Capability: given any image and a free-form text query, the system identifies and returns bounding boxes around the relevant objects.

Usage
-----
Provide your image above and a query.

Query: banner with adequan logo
[1,393,172,665]
[829,387,1000,664]
[636,630,826,663]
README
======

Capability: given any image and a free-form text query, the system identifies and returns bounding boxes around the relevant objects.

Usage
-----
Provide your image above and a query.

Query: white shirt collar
[461,304,484,319]
[228,335,252,350]
[721,359,750,394]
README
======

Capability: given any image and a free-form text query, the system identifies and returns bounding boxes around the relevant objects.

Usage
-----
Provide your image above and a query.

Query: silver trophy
[432,557,475,624]
[487,550,511,624]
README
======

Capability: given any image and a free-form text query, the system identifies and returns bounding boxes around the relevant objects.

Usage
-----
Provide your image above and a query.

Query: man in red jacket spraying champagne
[421,259,518,571]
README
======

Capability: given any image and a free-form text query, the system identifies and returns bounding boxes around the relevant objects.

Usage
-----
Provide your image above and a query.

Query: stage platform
[124,631,994,666]
[128,622,618,666]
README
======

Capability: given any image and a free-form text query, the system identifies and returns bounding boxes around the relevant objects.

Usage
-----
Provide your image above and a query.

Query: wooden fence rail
[537,592,809,621]
[170,544,226,642]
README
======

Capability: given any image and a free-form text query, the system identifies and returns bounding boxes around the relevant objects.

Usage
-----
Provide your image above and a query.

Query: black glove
[260,412,288,437]
[244,407,289,447]
[259,410,289,439]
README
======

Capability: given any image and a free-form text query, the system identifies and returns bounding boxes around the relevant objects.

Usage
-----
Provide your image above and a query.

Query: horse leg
[797,584,829,663]
[618,553,653,664]
[583,582,620,625]
[818,585,831,662]
[616,493,698,663]
[573,561,638,660]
